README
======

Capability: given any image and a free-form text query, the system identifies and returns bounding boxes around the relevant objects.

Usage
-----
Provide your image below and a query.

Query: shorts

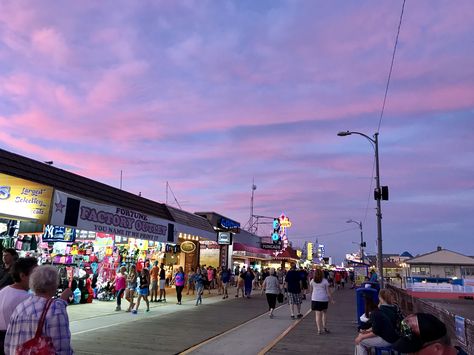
[288,293,302,305]
[138,287,149,296]
[159,280,166,290]
[151,280,158,290]
[311,301,328,311]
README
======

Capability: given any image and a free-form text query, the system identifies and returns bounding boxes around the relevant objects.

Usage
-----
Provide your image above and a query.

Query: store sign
[220,245,228,268]
[219,217,240,231]
[307,242,313,261]
[218,232,231,245]
[180,241,196,253]
[51,190,171,242]
[0,173,53,224]
[261,242,282,250]
[43,225,76,242]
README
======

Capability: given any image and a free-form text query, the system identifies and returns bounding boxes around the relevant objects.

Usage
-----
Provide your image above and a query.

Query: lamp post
[347,219,364,265]
[338,131,384,288]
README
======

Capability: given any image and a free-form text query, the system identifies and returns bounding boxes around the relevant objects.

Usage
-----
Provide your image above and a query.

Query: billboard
[50,190,171,242]
[0,173,53,224]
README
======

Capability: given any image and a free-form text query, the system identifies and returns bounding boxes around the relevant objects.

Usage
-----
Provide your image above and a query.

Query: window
[444,266,455,277]
[411,266,430,276]
[462,267,474,277]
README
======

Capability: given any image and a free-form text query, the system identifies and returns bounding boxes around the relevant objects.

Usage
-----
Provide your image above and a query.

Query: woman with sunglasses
[354,289,403,355]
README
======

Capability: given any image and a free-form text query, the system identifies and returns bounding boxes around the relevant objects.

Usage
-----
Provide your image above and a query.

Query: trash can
[356,286,379,327]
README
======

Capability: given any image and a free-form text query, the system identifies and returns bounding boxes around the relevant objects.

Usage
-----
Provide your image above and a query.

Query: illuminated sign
[307,242,313,261]
[0,173,53,224]
[180,241,196,253]
[219,217,240,230]
[218,232,232,245]
[279,216,292,228]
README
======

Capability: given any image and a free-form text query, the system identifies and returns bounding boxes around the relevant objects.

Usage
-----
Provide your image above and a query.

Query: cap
[392,313,447,353]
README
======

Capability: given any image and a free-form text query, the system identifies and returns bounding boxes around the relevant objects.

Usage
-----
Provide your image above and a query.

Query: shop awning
[232,242,272,260]
[271,246,299,261]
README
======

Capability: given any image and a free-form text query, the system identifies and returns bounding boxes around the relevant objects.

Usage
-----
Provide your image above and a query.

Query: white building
[406,247,474,279]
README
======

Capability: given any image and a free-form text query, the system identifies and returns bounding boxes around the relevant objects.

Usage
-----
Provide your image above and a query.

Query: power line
[377,0,406,133]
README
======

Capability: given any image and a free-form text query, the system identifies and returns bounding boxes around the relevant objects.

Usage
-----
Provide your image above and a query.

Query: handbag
[16,298,56,355]
[277,292,284,303]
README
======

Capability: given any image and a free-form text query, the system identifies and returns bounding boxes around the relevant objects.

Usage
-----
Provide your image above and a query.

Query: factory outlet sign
[50,190,171,242]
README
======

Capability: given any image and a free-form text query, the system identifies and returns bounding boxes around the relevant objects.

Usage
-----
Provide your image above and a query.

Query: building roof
[165,206,215,233]
[0,148,173,221]
[407,249,474,265]
[400,251,413,258]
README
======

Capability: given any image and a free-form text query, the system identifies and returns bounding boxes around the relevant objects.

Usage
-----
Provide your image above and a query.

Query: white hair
[30,265,59,295]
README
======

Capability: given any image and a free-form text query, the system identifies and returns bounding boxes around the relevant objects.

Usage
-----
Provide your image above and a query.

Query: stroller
[96,280,116,301]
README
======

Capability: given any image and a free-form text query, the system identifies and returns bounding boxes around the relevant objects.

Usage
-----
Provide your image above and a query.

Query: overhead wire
[377,0,406,133]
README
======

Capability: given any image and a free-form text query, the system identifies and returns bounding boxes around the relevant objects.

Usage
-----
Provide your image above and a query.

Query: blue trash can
[356,287,379,327]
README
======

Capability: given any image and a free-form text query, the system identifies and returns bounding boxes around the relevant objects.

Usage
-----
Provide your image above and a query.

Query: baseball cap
[392,313,447,353]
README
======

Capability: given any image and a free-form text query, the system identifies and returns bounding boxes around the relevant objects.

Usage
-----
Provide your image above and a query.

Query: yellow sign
[0,173,53,224]
[307,242,313,261]
[279,217,292,228]
[180,241,196,253]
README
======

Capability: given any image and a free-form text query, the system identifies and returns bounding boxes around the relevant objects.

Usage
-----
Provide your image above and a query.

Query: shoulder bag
[16,298,56,355]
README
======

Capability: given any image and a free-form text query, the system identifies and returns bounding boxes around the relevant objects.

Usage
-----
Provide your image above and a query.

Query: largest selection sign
[0,173,53,224]
[51,190,171,242]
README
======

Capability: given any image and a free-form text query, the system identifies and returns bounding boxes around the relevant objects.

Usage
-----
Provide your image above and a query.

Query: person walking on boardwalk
[125,264,138,312]
[262,268,281,318]
[186,267,196,295]
[285,262,303,319]
[235,271,245,297]
[113,266,127,311]
[149,261,159,302]
[244,268,255,298]
[158,263,167,302]
[310,268,333,334]
[220,268,231,299]
[174,266,185,305]
[194,267,205,306]
[133,267,150,314]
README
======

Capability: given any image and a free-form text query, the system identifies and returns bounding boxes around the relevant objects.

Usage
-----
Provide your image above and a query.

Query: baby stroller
[96,281,116,301]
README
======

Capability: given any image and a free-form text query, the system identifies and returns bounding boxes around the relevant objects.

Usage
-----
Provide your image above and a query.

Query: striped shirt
[5,295,73,355]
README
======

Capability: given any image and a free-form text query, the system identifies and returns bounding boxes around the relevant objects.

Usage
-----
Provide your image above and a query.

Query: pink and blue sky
[1,1,473,262]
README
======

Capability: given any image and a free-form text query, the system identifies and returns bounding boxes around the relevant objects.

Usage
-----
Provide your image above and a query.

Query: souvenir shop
[232,243,272,271]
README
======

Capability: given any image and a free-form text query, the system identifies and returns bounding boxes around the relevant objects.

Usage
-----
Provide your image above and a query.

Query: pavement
[68,286,358,355]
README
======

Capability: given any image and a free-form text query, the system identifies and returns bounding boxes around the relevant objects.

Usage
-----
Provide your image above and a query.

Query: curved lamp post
[338,131,384,288]
[347,219,364,265]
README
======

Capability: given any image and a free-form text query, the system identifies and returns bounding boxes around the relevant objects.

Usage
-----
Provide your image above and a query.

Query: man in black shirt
[157,263,166,302]
[285,262,303,319]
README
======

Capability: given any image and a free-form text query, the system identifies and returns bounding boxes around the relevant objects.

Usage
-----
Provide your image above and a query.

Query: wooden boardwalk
[268,287,357,355]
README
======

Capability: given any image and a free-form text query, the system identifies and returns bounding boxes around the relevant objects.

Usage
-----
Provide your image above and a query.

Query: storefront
[195,212,240,270]
[232,242,272,271]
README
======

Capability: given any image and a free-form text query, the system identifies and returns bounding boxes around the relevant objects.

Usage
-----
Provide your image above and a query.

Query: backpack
[16,298,56,355]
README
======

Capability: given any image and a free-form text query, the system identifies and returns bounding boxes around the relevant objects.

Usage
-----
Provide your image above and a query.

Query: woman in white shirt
[262,268,281,318]
[310,268,333,334]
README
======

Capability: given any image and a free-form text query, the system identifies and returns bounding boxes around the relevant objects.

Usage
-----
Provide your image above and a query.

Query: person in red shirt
[149,261,159,302]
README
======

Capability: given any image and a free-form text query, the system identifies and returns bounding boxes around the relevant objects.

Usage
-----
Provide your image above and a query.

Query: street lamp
[338,130,385,288]
[347,219,364,265]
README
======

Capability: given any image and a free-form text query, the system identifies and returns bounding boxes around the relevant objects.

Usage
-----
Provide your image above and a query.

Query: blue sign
[219,217,240,230]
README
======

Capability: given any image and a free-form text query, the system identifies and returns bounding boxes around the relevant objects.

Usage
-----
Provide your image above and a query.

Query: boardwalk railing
[388,285,473,354]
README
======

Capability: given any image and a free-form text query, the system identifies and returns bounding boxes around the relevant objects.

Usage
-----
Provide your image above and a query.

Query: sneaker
[297,314,303,319]
[163,299,167,303]
[131,310,137,314]
[291,315,296,319]
[269,314,274,319]
[146,309,150,312]
[115,306,121,311]
[324,328,330,333]
[157,299,162,303]
[317,330,323,335]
